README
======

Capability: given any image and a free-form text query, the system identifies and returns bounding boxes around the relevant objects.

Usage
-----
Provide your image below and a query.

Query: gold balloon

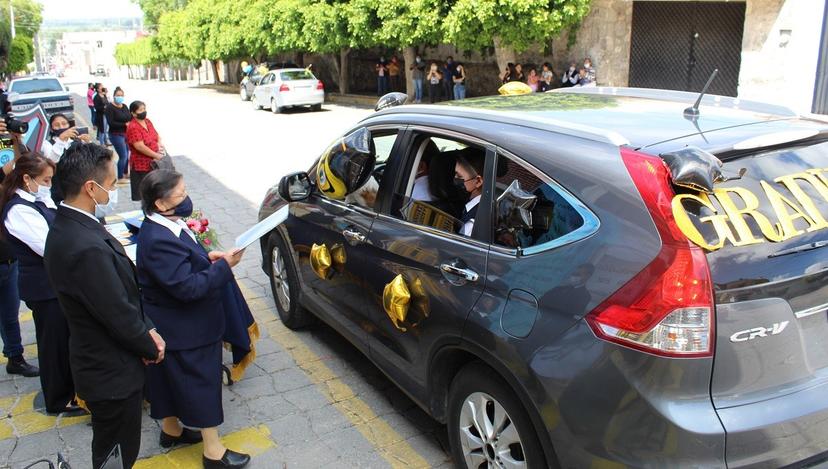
[310,243,332,280]
[330,243,347,265]
[383,274,411,332]
[498,82,533,96]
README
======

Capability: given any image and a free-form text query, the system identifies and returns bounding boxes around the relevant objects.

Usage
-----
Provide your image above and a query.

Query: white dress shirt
[41,138,71,162]
[461,195,481,237]
[411,175,433,202]
[147,212,197,243]
[5,188,56,257]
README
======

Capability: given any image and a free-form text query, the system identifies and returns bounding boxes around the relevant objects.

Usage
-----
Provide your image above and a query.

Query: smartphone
[76,127,89,135]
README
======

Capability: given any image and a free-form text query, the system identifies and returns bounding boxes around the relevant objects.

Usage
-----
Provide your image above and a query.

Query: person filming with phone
[42,113,92,163]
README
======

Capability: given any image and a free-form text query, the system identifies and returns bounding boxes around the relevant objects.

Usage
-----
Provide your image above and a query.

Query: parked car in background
[8,75,74,123]
[251,68,324,114]
[239,62,299,101]
[94,65,107,77]
[258,87,828,468]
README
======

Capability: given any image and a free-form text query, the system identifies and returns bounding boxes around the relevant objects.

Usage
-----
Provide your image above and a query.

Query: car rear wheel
[271,98,281,114]
[267,233,313,329]
[240,86,249,101]
[448,362,548,469]
[311,104,322,112]
[252,96,262,110]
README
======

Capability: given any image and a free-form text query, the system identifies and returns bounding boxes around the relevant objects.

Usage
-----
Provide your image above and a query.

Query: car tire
[271,98,281,114]
[240,87,249,101]
[311,104,322,112]
[252,96,262,110]
[448,362,549,469]
[267,232,313,329]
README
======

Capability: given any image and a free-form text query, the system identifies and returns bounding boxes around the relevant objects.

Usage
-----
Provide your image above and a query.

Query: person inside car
[411,150,434,202]
[454,151,485,236]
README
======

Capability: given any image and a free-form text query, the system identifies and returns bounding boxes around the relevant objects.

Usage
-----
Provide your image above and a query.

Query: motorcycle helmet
[316,127,375,200]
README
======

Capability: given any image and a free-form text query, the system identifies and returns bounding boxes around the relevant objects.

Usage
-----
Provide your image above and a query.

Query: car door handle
[440,263,479,282]
[342,229,366,245]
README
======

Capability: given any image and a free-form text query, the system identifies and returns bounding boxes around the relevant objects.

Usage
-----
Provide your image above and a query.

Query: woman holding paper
[135,170,251,469]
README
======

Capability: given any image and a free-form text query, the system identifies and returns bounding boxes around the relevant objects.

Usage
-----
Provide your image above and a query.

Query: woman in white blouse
[0,153,80,414]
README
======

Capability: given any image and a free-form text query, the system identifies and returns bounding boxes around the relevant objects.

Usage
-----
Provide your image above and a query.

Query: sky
[38,0,143,21]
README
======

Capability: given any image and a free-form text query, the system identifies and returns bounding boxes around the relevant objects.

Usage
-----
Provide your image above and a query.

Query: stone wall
[738,0,825,112]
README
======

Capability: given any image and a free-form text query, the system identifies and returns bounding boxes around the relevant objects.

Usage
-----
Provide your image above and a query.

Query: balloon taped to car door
[316,127,376,200]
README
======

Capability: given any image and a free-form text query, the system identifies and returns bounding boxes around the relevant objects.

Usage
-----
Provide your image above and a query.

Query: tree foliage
[7,35,32,72]
[121,0,592,67]
[0,0,42,75]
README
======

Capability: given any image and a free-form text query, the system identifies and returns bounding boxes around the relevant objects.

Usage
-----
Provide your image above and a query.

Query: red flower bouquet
[184,210,221,251]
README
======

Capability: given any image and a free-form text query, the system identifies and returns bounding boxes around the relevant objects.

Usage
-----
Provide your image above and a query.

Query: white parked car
[8,75,74,122]
[251,68,324,113]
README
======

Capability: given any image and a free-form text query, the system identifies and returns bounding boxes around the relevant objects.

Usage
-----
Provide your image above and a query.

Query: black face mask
[50,128,67,138]
[453,177,470,199]
[136,111,147,120]
[169,195,193,218]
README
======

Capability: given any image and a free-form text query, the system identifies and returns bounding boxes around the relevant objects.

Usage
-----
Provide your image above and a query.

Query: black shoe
[160,427,203,448]
[6,355,39,377]
[48,403,88,416]
[202,449,250,469]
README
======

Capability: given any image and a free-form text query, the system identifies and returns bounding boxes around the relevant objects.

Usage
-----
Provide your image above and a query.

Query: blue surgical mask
[92,181,118,218]
[114,96,125,105]
[170,195,193,218]
[27,180,51,201]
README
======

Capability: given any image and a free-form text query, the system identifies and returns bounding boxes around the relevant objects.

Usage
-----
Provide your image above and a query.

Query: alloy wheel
[458,392,526,469]
[271,245,290,311]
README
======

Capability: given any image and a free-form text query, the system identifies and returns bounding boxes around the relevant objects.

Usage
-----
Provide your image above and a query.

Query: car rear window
[280,71,315,81]
[493,154,584,250]
[11,79,63,94]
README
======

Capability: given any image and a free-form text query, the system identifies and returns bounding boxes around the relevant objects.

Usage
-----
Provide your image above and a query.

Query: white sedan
[251,68,325,113]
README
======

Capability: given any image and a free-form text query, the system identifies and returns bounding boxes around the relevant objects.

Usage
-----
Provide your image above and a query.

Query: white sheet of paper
[234,205,290,249]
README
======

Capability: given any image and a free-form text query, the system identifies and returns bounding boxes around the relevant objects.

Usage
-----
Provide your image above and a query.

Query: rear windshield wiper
[768,240,828,258]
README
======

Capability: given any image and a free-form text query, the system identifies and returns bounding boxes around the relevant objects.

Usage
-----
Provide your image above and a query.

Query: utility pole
[33,33,42,72]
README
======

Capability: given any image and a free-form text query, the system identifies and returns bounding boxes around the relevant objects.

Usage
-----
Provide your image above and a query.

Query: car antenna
[684,69,718,118]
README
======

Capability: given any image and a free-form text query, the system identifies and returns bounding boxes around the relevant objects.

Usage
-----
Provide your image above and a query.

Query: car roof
[12,75,61,81]
[375,87,818,151]
[269,68,312,74]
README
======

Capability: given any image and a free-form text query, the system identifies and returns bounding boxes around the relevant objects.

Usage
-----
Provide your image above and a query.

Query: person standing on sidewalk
[0,125,38,378]
[105,87,132,183]
[375,57,389,96]
[87,83,97,131]
[388,56,401,92]
[453,64,467,100]
[442,57,456,101]
[426,63,443,104]
[410,56,426,104]
[1,154,81,414]
[93,84,109,146]
[44,142,165,469]
[126,100,165,201]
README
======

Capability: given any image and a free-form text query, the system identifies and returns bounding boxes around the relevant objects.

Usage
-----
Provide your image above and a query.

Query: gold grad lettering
[713,187,784,244]
[671,193,734,251]
[760,181,818,239]
[806,168,828,202]
[774,173,828,231]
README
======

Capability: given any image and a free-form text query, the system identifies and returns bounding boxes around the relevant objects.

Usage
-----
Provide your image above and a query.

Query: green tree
[10,0,42,39]
[7,34,32,73]
[444,0,591,71]
[133,0,189,30]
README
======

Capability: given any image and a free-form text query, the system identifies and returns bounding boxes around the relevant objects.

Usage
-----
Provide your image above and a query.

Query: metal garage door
[629,1,745,97]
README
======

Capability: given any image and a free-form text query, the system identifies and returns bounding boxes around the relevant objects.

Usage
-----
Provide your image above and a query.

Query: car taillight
[279,84,290,92]
[316,80,324,90]
[585,148,715,358]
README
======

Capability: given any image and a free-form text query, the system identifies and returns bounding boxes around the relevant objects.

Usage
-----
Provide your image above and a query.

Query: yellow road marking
[0,391,90,441]
[0,343,37,365]
[239,284,430,468]
[134,425,275,468]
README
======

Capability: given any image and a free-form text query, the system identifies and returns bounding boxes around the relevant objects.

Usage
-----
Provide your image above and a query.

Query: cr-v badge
[730,321,789,343]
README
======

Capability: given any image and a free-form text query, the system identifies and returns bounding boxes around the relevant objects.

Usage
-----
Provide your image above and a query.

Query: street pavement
[0,76,453,468]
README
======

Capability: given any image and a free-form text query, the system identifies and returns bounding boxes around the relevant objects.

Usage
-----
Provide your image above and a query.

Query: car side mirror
[278,172,313,202]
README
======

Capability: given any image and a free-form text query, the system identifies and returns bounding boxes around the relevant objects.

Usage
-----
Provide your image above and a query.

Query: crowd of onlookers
[375,55,596,102]
[501,57,596,91]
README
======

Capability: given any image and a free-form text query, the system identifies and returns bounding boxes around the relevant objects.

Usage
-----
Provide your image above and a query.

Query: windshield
[11,78,63,94]
[280,71,315,81]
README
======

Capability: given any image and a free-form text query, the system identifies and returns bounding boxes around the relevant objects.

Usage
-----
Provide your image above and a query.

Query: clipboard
[234,205,289,250]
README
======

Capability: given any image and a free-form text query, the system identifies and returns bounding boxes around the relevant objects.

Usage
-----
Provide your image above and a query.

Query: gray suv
[258,87,828,468]
[8,75,74,123]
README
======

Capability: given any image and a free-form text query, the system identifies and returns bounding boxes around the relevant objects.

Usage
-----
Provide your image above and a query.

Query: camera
[4,114,28,134]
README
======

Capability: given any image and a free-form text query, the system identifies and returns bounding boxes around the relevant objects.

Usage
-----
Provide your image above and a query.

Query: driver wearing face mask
[453,151,486,237]
[0,153,82,416]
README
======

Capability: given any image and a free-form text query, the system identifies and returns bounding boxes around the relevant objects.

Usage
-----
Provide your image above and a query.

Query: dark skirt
[130,170,149,201]
[146,341,223,428]
[26,298,74,413]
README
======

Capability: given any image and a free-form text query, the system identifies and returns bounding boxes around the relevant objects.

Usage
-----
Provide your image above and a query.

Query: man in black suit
[43,142,165,469]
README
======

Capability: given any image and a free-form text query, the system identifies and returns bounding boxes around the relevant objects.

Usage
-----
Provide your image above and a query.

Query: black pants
[27,299,74,413]
[87,391,143,469]
[428,83,441,103]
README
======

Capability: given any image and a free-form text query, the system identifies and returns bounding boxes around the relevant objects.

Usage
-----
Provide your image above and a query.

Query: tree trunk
[338,48,350,94]
[403,46,416,100]
[493,36,517,77]
[294,51,304,67]
[210,60,222,84]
